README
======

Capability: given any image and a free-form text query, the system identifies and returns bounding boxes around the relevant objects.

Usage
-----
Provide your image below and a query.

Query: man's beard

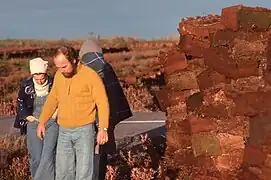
[62,63,77,78]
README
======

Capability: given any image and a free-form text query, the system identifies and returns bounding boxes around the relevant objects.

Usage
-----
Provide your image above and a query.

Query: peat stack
[157,5,271,179]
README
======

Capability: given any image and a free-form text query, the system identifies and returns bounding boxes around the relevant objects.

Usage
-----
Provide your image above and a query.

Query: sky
[0,0,271,39]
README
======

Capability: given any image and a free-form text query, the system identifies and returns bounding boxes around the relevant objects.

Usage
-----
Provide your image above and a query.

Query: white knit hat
[29,57,48,75]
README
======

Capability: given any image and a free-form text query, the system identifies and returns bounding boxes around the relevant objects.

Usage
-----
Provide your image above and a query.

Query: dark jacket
[14,76,54,134]
[81,52,132,127]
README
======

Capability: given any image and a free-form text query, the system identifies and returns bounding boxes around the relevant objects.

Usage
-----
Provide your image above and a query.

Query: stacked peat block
[178,14,225,58]
[157,5,271,179]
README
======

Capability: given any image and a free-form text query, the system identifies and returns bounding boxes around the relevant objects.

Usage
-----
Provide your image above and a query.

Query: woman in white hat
[14,57,58,180]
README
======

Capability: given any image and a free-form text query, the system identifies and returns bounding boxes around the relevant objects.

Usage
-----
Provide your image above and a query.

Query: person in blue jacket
[79,38,133,180]
[13,57,58,180]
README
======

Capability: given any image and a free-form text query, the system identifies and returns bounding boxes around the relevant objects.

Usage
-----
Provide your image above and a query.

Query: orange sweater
[39,63,109,129]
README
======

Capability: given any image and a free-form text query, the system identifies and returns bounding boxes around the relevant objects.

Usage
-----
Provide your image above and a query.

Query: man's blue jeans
[55,123,95,180]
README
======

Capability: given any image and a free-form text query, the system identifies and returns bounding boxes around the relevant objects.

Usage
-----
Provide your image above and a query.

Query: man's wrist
[38,121,46,125]
[98,127,108,131]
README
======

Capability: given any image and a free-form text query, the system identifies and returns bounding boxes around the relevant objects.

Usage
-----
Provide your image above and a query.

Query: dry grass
[0,59,30,115]
[0,85,158,116]
[0,39,81,49]
[0,39,170,180]
[114,58,161,78]
[0,37,177,49]
[0,101,16,116]
[104,49,161,63]
[104,49,162,77]
[0,135,29,180]
[0,47,164,116]
[124,86,158,112]
[0,134,166,180]
[0,135,27,153]
[0,38,170,116]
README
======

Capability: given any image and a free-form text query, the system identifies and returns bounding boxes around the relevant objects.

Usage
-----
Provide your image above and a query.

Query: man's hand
[25,116,37,122]
[37,122,46,140]
[97,129,108,145]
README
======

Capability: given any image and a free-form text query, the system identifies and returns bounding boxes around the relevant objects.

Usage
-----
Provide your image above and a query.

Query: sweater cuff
[99,120,108,129]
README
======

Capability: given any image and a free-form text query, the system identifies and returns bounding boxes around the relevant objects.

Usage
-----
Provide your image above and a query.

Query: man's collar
[76,61,83,72]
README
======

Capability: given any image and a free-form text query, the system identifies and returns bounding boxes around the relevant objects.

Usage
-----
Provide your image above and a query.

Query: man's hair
[54,46,79,64]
